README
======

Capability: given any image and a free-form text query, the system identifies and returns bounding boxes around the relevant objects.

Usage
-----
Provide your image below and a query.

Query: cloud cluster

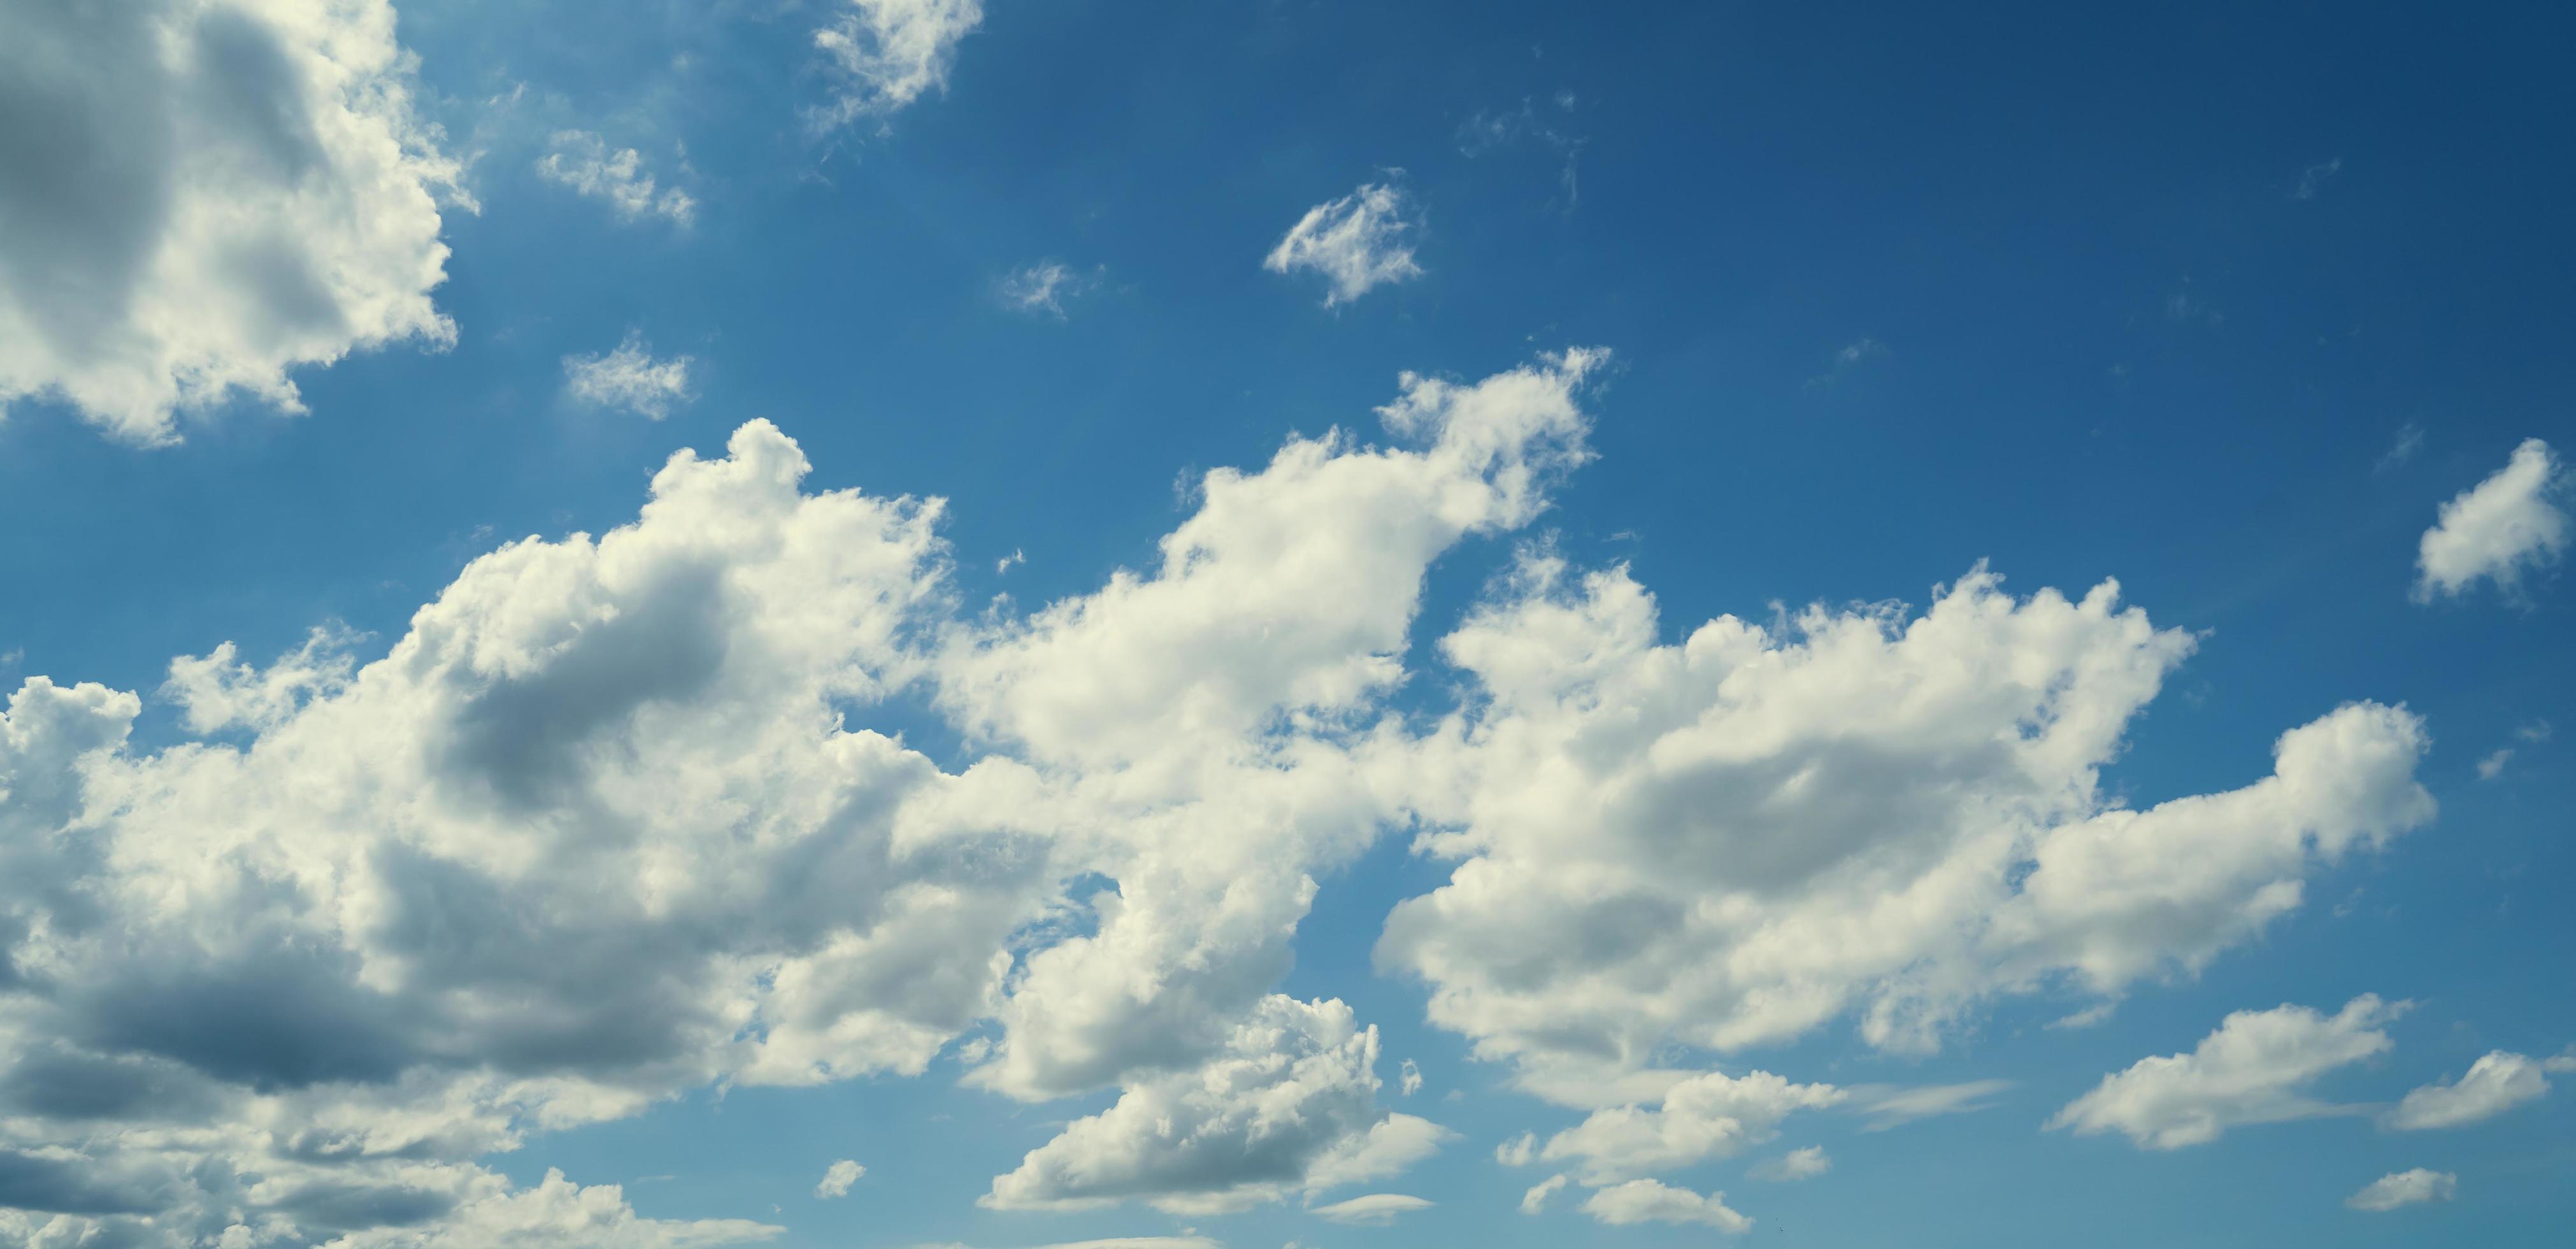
[1263,182,1426,307]
[2049,996,2403,1148]
[2414,438,2567,602]
[0,342,2452,1242]
[0,0,462,442]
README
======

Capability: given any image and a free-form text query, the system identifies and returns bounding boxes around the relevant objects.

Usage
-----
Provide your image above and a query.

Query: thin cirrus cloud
[2049,996,2406,1149]
[2413,438,2568,602]
[0,0,461,444]
[535,131,696,227]
[1263,181,1426,307]
[999,262,1102,318]
[563,331,696,419]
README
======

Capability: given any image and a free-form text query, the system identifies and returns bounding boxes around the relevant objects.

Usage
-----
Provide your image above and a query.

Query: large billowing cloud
[1378,554,2433,1104]
[0,344,2445,1242]
[0,353,1599,1243]
[0,0,461,443]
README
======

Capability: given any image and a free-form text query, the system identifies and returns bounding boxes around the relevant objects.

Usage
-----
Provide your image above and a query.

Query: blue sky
[0,1,2570,1246]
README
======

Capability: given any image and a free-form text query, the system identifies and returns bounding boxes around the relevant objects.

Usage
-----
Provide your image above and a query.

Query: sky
[0,1,2572,1246]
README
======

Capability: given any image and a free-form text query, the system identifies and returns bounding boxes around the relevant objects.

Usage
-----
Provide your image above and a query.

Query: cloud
[2293,157,2343,200]
[982,997,1448,1215]
[2049,996,2404,1149]
[1398,1058,1423,1096]
[1263,182,1425,307]
[1750,1146,1831,1181]
[1517,1174,1566,1214]
[1000,263,1101,318]
[2414,438,2568,602]
[2345,1169,2455,1212]
[2376,422,2425,473]
[1853,1081,2014,1129]
[1456,94,1585,207]
[1308,1193,1433,1224]
[1539,1069,1845,1183]
[0,0,462,443]
[1578,1179,1750,1232]
[1495,1132,1536,1166]
[1378,550,2433,1099]
[536,131,695,227]
[564,331,695,419]
[812,0,985,131]
[2384,1050,2560,1130]
[813,1160,865,1199]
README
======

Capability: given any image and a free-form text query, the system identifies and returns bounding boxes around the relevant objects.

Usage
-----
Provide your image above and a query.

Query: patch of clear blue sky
[1,1,2569,1244]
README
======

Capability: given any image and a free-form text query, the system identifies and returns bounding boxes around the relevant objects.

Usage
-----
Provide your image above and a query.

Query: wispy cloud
[1264,180,1425,307]
[536,130,696,226]
[563,331,695,419]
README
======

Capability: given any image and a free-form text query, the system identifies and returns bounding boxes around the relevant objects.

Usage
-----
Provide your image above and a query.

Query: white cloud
[1853,1080,2014,1130]
[2414,438,2568,601]
[814,1159,865,1199]
[1309,1193,1433,1224]
[0,0,462,443]
[2385,1050,2559,1130]
[164,624,361,733]
[1539,1069,1844,1183]
[1263,182,1424,307]
[536,131,695,226]
[1517,1174,1566,1214]
[1579,1179,1750,1233]
[1750,1146,1830,1181]
[982,997,1448,1215]
[2376,422,2424,473]
[2293,157,2343,200]
[564,331,695,419]
[2049,996,2405,1149]
[1398,1058,1423,1096]
[1000,263,1100,318]
[1495,1132,1536,1167]
[1379,551,2433,1099]
[2345,1169,2456,1212]
[813,0,985,131]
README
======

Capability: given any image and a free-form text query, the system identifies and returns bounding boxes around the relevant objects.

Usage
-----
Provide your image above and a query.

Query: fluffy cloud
[1750,1146,1830,1181]
[814,1159,865,1199]
[1538,1069,1844,1183]
[564,332,695,419]
[0,0,461,442]
[1379,552,2433,1099]
[2049,996,2403,1149]
[2384,1050,2566,1130]
[813,0,985,130]
[2414,438,2568,601]
[2345,1168,2456,1212]
[1578,1179,1750,1232]
[536,132,695,227]
[982,997,1447,1215]
[1263,182,1425,307]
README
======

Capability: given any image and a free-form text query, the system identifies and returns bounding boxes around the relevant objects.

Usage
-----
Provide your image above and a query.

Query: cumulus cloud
[1517,1174,1566,1214]
[2414,438,2568,602]
[1263,182,1425,307]
[1751,1146,1830,1181]
[2049,996,2404,1149]
[812,0,984,131]
[0,0,462,443]
[564,332,695,419]
[535,132,695,227]
[1539,1069,1844,1183]
[2345,1168,2455,1212]
[0,342,2449,1241]
[982,997,1447,1215]
[814,1160,864,1199]
[1579,1179,1750,1232]
[2384,1050,2561,1130]
[1309,1193,1432,1224]
[1379,552,2434,1100]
